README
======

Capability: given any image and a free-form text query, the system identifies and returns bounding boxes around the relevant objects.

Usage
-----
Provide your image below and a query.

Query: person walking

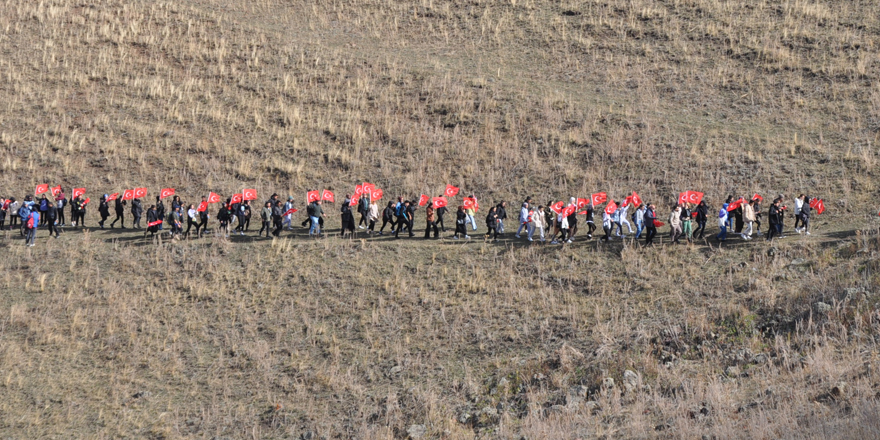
[368,198,379,234]
[217,199,231,237]
[110,196,126,228]
[634,204,646,239]
[566,199,578,243]
[38,194,49,226]
[741,199,756,240]
[340,201,356,237]
[669,205,683,243]
[618,201,634,236]
[717,203,729,242]
[358,193,370,229]
[24,208,39,246]
[515,202,530,238]
[557,210,570,244]
[0,198,7,229]
[98,196,111,229]
[530,205,544,242]
[681,203,693,242]
[307,200,324,237]
[69,194,79,226]
[733,200,744,234]
[185,204,198,238]
[494,200,505,234]
[424,203,439,239]
[283,196,295,230]
[259,201,272,237]
[170,205,183,239]
[584,202,596,239]
[378,201,394,236]
[611,204,623,237]
[435,196,448,232]
[131,198,143,229]
[155,197,165,231]
[74,196,87,227]
[55,190,67,226]
[46,201,59,238]
[145,205,159,240]
[485,206,499,242]
[8,198,19,230]
[793,194,805,232]
[272,200,284,237]
[242,200,252,231]
[767,199,781,241]
[799,197,811,235]
[644,204,658,245]
[453,206,469,239]
[394,201,413,238]
[196,198,209,237]
[694,201,708,239]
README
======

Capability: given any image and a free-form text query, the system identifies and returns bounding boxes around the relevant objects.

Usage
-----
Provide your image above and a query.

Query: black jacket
[115,198,126,214]
[496,205,507,220]
[131,199,143,217]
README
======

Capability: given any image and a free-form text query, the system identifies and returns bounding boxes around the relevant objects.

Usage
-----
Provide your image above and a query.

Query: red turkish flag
[678,192,689,206]
[82,197,91,206]
[197,201,208,212]
[207,192,221,203]
[354,184,364,198]
[122,189,135,200]
[726,199,744,211]
[622,196,633,207]
[35,184,49,195]
[591,192,607,205]
[307,190,320,203]
[283,208,298,216]
[604,201,618,215]
[148,219,163,227]
[242,189,257,201]
[159,188,175,199]
[362,182,375,194]
[808,198,819,209]
[432,197,447,209]
[371,189,383,201]
[350,196,358,206]
[752,194,763,202]
[50,185,62,197]
[653,220,665,227]
[134,187,148,199]
[631,192,643,207]
[562,205,576,217]
[463,197,476,210]
[578,211,588,215]
[445,184,460,197]
[107,193,119,201]
[815,199,825,214]
[576,198,589,209]
[229,194,242,204]
[687,191,704,205]
[322,190,334,202]
[72,188,86,198]
[551,201,564,214]
[418,194,429,207]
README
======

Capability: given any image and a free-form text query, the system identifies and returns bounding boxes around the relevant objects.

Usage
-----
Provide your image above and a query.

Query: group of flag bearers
[6,182,831,247]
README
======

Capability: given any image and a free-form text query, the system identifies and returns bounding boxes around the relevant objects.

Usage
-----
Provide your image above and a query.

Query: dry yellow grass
[0,0,879,438]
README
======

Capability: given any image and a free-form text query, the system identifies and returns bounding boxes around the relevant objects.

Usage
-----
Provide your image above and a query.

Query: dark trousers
[395,219,413,237]
[111,212,124,227]
[645,226,657,244]
[100,213,109,226]
[47,220,59,237]
[379,218,392,232]
[455,223,466,236]
[39,211,47,225]
[485,225,498,240]
[586,222,596,236]
[197,217,207,235]
[259,220,271,237]
[133,215,142,228]
[368,220,376,232]
[437,215,445,232]
[424,221,438,238]
[272,218,282,236]
[235,215,246,232]
[359,212,368,227]
[185,218,197,237]
[57,209,65,225]
[793,214,803,230]
[694,220,706,238]
[767,223,778,240]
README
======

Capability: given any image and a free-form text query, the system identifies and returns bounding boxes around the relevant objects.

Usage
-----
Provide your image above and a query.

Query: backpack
[27,214,35,229]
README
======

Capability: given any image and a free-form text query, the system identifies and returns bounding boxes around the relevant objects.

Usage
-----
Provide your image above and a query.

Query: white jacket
[794,198,804,215]
[520,206,529,223]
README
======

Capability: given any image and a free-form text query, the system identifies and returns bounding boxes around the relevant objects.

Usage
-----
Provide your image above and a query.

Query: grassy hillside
[0,0,879,438]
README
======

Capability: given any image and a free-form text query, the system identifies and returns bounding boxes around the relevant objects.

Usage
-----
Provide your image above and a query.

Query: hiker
[717,203,729,242]
[485,205,499,242]
[424,202,438,238]
[793,194,805,232]
[681,203,693,242]
[46,201,59,238]
[24,207,39,247]
[378,201,394,236]
[453,206,469,239]
[170,205,183,238]
[217,199,231,237]
[18,198,32,236]
[394,201,413,238]
[155,197,166,231]
[799,197,811,235]
[392,197,404,233]
[283,197,295,230]
[515,201,530,238]
[435,196,448,232]
[259,202,272,237]
[694,201,708,239]
[584,202,596,239]
[98,196,111,229]
[69,194,78,226]
[566,199,578,243]
[767,199,781,241]
[617,201,634,236]
[110,196,126,228]
[358,193,370,229]
[0,198,7,229]
[739,199,754,240]
[74,196,87,227]
[556,210,569,244]
[185,204,198,238]
[38,194,49,226]
[55,190,66,226]
[131,198,143,229]
[368,198,379,234]
[145,205,159,239]
[611,203,622,237]
[8,197,19,230]
[196,197,209,237]
[733,200,744,234]
[531,205,545,242]
[340,201,356,237]
[242,200,252,231]
[752,197,763,236]
[493,200,505,234]
[634,204,646,239]
[272,200,284,237]
[644,204,658,245]
[307,199,324,237]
